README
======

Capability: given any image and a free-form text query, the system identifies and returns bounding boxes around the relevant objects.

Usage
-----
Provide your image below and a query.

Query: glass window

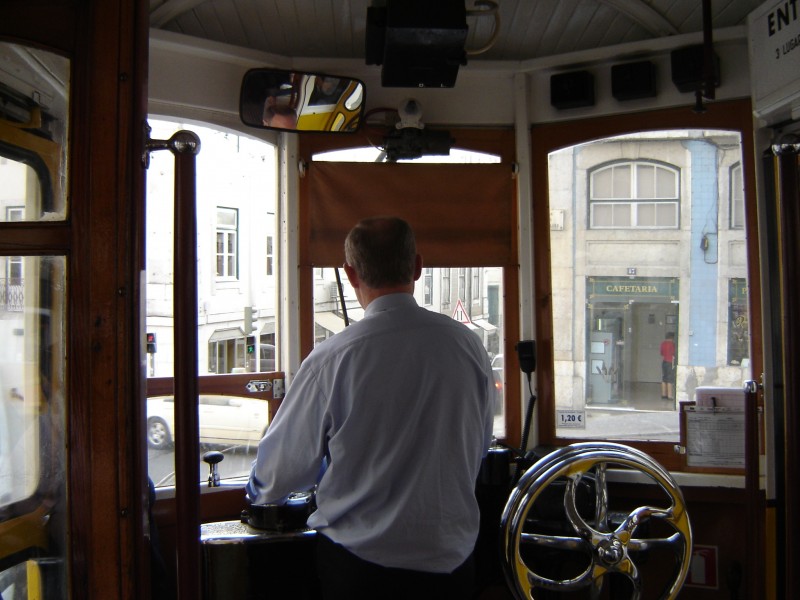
[145,118,278,486]
[0,256,66,502]
[589,161,679,229]
[266,235,274,276]
[216,207,239,279]
[0,41,69,599]
[146,392,270,487]
[549,130,749,442]
[0,42,69,222]
[313,147,501,164]
[441,270,451,309]
[0,257,67,591]
[728,278,749,365]
[730,163,745,229]
[423,268,433,305]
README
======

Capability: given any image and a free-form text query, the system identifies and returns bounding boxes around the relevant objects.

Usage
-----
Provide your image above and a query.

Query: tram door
[2,2,152,599]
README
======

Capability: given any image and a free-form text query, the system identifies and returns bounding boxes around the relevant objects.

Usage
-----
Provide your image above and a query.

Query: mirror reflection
[240,68,365,133]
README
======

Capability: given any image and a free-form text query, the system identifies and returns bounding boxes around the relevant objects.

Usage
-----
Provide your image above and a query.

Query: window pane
[728,278,749,365]
[656,165,677,198]
[0,42,69,222]
[145,119,278,486]
[656,203,678,227]
[313,266,506,439]
[0,41,69,598]
[637,164,656,198]
[592,168,613,198]
[217,208,236,227]
[0,256,67,592]
[612,165,631,198]
[592,204,613,227]
[731,164,745,229]
[549,130,748,442]
[637,203,656,226]
[613,204,631,227]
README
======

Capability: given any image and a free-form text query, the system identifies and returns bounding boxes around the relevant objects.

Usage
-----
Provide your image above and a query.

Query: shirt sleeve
[246,362,329,504]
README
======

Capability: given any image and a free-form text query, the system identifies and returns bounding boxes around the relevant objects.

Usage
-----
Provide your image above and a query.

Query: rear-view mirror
[240,68,366,133]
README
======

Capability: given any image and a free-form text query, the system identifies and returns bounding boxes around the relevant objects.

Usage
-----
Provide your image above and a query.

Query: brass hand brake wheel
[500,442,692,599]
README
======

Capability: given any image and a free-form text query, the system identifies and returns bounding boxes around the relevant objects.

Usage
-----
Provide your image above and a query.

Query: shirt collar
[364,293,417,317]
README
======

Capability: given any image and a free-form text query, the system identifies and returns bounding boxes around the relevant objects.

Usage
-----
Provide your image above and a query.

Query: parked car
[146,395,269,449]
[491,354,503,370]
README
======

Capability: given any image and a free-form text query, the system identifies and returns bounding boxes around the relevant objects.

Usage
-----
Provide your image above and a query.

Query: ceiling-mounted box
[550,71,595,109]
[365,0,467,88]
[611,61,657,101]
[670,44,720,93]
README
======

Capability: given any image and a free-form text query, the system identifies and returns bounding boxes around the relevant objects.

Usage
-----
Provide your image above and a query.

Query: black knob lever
[202,451,224,487]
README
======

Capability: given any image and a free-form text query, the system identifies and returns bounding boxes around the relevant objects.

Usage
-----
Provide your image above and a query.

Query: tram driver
[247,216,495,599]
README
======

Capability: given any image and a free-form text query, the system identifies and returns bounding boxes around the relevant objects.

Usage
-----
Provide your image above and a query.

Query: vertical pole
[744,380,762,600]
[774,139,800,599]
[164,130,202,600]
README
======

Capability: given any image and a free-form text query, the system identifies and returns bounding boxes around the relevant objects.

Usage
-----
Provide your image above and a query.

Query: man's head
[262,96,298,129]
[344,217,421,292]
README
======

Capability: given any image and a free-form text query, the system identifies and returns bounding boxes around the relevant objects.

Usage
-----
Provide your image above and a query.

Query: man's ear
[343,263,359,288]
[412,254,423,281]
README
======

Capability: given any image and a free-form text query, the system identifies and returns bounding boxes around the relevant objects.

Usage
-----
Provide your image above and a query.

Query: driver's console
[201,492,319,600]
[241,491,316,532]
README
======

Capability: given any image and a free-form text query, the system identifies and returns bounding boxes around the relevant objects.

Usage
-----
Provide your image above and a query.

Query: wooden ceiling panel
[149,0,764,62]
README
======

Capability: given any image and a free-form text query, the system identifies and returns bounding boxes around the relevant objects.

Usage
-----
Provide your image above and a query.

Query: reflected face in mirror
[263,96,298,129]
[241,68,366,133]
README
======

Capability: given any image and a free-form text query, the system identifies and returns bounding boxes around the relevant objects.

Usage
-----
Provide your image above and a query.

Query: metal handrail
[145,127,202,600]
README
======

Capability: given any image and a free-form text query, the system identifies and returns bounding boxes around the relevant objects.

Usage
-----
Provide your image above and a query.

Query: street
[148,443,259,487]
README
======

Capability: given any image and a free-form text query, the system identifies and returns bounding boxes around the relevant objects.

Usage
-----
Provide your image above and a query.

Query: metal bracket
[245,378,286,398]
[142,122,202,168]
[246,380,273,393]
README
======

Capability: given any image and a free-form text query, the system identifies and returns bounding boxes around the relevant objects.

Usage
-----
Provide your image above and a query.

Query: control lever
[203,451,224,487]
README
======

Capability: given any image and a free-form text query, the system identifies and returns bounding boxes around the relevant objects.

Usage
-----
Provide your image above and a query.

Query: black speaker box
[365,0,467,88]
[611,61,657,101]
[550,71,595,109]
[670,44,720,93]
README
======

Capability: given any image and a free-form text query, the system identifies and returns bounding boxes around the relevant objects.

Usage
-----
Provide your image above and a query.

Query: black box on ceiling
[611,61,657,101]
[670,44,720,93]
[550,71,595,109]
[365,0,468,88]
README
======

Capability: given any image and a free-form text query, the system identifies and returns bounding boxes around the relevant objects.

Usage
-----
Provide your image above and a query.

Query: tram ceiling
[148,0,763,65]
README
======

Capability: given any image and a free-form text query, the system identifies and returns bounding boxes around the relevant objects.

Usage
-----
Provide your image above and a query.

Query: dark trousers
[315,534,476,600]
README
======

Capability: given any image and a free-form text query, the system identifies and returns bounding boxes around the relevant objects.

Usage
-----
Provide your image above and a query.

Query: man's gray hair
[344,217,416,288]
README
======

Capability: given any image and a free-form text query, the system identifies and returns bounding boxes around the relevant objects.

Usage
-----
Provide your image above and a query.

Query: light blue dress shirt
[246,293,495,573]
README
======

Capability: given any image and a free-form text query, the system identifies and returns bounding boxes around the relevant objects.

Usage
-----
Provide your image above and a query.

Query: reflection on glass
[549,130,748,442]
[313,266,506,440]
[240,68,365,133]
[0,41,69,221]
[0,41,68,599]
[0,255,67,595]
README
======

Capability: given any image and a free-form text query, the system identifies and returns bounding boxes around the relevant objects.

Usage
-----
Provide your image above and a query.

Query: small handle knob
[203,451,224,487]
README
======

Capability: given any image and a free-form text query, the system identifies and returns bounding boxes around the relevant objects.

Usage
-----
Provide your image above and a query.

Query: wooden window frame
[531,99,762,470]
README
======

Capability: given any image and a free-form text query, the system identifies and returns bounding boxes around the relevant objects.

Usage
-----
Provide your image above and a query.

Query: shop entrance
[586,277,679,409]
